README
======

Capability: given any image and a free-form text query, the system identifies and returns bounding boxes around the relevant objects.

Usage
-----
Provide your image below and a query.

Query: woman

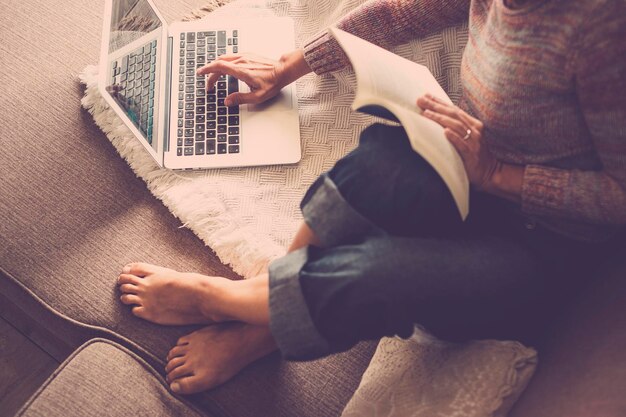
[117,0,626,394]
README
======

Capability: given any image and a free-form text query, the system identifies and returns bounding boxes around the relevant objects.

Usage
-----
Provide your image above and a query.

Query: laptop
[99,0,301,170]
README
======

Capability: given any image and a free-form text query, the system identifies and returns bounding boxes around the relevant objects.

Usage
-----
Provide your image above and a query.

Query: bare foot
[165,323,277,394]
[117,262,232,325]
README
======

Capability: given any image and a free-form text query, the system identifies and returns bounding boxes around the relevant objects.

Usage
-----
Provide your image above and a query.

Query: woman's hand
[417,94,501,191]
[196,49,312,107]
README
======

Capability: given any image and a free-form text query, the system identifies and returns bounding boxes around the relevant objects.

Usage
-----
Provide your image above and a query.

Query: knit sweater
[302,0,626,242]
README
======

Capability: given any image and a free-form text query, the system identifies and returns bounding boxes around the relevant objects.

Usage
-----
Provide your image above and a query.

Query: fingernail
[122,265,130,274]
[171,382,180,393]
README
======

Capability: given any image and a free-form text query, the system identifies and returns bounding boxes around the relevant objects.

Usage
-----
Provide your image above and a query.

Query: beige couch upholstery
[1,0,625,416]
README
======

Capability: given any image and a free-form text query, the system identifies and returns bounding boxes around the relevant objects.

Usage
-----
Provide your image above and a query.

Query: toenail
[171,382,180,393]
[122,265,131,274]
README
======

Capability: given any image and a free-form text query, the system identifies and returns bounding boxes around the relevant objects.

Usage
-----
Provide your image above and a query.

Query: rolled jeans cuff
[268,247,330,360]
[301,173,380,247]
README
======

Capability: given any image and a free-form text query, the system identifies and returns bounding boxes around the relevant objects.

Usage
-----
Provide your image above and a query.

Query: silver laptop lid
[99,0,168,165]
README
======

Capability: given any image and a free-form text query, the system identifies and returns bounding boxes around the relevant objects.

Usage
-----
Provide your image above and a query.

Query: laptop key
[228,127,239,135]
[207,130,216,139]
[206,140,216,154]
[185,120,194,128]
[177,128,183,137]
[208,103,216,111]
[217,125,227,134]
[217,134,227,142]
[228,116,240,125]
[177,138,183,146]
[227,75,239,94]
[196,114,205,123]
[217,116,227,124]
[217,31,226,48]
[196,97,205,105]
[177,147,183,156]
[217,107,227,115]
[196,106,205,113]
[207,121,216,129]
[207,112,216,120]
[184,147,194,156]
[186,32,195,42]
[228,106,239,114]
[218,143,227,154]
[228,135,239,144]
[184,137,193,146]
[228,145,240,154]
[185,129,194,137]
[196,124,205,132]
[195,142,205,155]
[186,102,194,110]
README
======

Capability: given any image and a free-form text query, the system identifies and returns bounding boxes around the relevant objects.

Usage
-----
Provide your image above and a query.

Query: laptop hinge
[163,36,173,153]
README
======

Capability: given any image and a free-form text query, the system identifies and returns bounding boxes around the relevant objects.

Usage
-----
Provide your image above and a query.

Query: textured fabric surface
[80,0,469,279]
[18,339,205,417]
[302,0,626,243]
[0,1,377,416]
[342,328,537,417]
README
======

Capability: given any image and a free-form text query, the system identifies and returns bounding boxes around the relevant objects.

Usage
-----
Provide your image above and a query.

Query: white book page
[329,27,469,219]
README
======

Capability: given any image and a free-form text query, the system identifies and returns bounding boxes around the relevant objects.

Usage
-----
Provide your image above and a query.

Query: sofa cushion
[342,329,537,417]
[17,339,205,417]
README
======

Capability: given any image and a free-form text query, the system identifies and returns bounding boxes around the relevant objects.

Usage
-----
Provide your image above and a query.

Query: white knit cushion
[342,328,537,417]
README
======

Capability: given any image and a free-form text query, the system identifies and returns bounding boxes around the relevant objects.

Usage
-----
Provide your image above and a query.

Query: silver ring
[462,129,471,141]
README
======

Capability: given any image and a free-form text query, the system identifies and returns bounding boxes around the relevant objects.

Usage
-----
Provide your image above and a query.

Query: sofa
[1,0,625,416]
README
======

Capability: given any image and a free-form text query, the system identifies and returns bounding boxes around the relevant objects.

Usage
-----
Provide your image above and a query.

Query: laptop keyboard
[176,30,241,157]
[111,40,157,144]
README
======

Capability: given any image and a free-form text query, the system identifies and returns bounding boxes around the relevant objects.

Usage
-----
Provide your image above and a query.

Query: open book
[329,27,469,220]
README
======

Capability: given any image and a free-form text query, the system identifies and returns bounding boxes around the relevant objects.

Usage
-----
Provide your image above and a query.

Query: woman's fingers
[444,128,467,152]
[422,109,468,137]
[417,94,457,118]
[197,60,258,88]
[206,72,222,92]
[225,91,262,106]
[457,109,483,132]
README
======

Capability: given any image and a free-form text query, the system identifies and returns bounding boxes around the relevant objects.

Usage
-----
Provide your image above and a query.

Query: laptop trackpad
[247,87,293,112]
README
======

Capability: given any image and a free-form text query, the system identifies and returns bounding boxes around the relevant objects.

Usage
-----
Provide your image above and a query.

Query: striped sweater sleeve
[302,0,470,75]
[521,0,626,224]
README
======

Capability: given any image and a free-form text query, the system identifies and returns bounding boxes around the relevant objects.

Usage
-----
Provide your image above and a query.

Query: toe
[119,283,139,294]
[167,345,188,361]
[123,262,159,277]
[120,294,142,305]
[176,335,190,346]
[165,357,186,374]
[131,306,146,318]
[166,364,192,383]
[171,375,209,394]
[117,274,142,286]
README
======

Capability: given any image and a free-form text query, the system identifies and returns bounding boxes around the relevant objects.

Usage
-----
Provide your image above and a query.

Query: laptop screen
[105,0,163,151]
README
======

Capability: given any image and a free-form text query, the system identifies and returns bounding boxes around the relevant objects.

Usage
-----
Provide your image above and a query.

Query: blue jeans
[268,124,616,360]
